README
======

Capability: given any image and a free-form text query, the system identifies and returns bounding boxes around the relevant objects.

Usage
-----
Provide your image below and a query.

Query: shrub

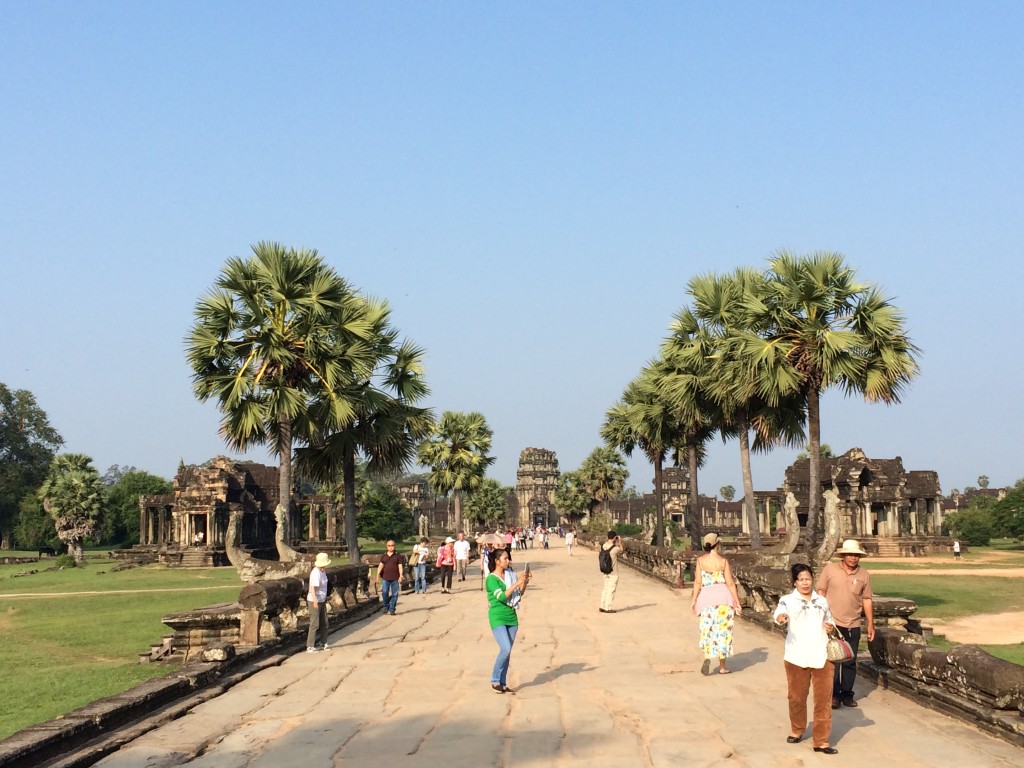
[54,554,77,568]
[615,523,643,537]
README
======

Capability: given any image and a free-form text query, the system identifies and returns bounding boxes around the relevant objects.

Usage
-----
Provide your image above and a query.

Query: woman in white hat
[436,537,456,593]
[690,532,743,674]
[306,552,331,652]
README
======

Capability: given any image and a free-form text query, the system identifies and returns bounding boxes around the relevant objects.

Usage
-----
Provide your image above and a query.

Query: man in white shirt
[454,531,471,581]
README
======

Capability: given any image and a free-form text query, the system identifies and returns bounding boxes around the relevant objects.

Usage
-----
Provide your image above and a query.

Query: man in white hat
[306,552,331,652]
[816,539,874,709]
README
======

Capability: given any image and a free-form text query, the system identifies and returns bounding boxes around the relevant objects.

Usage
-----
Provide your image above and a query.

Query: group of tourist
[692,534,874,755]
[306,527,875,755]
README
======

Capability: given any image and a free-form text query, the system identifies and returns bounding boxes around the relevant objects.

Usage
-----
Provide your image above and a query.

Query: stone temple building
[138,457,336,564]
[782,447,942,540]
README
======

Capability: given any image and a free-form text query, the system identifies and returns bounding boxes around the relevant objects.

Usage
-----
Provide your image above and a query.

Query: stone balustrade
[163,563,375,662]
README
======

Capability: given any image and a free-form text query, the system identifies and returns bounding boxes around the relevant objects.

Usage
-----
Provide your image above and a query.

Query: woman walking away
[412,537,430,594]
[690,532,742,675]
[774,564,838,755]
[486,548,531,693]
[437,537,456,593]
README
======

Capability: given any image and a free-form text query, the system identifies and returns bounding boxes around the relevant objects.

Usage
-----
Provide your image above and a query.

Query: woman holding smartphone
[486,548,531,693]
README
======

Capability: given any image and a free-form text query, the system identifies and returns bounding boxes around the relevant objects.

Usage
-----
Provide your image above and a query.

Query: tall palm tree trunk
[454,491,463,533]
[274,421,300,562]
[343,447,361,563]
[653,456,665,548]
[805,386,822,553]
[687,442,703,549]
[738,418,761,548]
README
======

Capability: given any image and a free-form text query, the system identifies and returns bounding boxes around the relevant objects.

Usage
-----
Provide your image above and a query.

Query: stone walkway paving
[96,546,1022,767]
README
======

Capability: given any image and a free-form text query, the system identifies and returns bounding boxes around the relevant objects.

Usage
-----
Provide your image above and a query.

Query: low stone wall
[582,534,1024,745]
[163,563,376,662]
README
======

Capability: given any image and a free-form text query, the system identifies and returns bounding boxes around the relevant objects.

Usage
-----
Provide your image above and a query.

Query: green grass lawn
[0,558,240,739]
[872,574,1024,665]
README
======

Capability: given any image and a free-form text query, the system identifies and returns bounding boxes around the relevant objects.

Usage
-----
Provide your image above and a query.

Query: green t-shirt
[486,572,519,628]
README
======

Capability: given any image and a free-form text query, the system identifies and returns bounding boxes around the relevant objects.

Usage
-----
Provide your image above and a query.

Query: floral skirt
[698,604,735,659]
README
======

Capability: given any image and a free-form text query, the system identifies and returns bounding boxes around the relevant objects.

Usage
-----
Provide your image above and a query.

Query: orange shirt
[816,561,872,628]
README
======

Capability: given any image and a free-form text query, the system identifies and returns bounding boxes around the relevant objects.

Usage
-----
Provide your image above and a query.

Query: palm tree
[577,446,629,520]
[658,322,720,548]
[186,242,375,562]
[38,454,103,564]
[740,250,921,550]
[602,365,681,547]
[296,320,433,562]
[417,411,495,534]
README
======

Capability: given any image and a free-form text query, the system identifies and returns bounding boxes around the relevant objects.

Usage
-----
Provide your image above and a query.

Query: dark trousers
[307,600,328,648]
[440,564,454,590]
[832,625,861,700]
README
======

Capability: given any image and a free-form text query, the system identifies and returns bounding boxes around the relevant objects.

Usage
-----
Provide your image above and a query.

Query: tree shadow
[517,662,596,690]
[726,646,770,672]
[613,602,658,613]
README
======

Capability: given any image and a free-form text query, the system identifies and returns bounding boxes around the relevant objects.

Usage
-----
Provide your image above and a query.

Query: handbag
[408,551,419,567]
[825,629,854,663]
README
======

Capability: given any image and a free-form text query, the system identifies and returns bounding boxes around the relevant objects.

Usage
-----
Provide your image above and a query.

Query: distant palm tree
[578,446,629,519]
[296,300,433,562]
[659,322,719,548]
[602,365,681,547]
[418,411,495,534]
[740,250,921,550]
[682,269,805,548]
[38,454,103,564]
[186,242,375,561]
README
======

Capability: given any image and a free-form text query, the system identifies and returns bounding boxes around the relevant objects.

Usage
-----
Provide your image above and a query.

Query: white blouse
[773,590,834,669]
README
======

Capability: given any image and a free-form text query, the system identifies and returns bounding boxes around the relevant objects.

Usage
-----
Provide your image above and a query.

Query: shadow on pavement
[517,661,596,690]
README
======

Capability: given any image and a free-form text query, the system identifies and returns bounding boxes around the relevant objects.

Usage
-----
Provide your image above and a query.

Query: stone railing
[581,534,1024,745]
[163,563,376,662]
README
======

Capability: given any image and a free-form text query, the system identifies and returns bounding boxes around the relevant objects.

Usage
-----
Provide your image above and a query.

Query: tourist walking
[690,532,742,675]
[816,539,874,709]
[486,548,531,693]
[376,540,405,615]
[454,531,471,581]
[306,552,331,652]
[436,536,456,593]
[774,563,838,754]
[565,528,575,555]
[599,530,623,613]
[412,537,430,593]
[953,539,961,560]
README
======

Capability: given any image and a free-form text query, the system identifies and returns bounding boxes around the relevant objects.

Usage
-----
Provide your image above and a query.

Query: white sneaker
[306,647,320,653]
[316,643,329,650]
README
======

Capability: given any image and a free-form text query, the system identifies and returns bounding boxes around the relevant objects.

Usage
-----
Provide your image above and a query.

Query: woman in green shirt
[486,548,531,693]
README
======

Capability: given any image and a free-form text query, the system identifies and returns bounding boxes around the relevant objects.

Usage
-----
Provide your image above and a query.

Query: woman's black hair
[790,563,813,583]
[487,548,508,573]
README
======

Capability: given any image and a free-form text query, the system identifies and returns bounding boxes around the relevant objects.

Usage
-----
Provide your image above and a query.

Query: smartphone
[525,562,531,575]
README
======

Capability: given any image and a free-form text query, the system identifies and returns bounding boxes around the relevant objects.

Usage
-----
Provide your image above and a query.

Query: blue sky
[2,3,1021,497]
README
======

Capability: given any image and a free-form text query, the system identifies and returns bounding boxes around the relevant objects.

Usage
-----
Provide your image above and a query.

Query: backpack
[599,543,614,574]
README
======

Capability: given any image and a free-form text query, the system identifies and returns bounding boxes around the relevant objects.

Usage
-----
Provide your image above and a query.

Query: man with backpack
[599,530,623,614]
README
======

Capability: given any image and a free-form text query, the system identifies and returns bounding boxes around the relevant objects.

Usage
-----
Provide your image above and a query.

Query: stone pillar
[308,504,318,542]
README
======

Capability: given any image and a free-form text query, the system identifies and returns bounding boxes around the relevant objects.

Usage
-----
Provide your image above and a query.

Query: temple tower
[515,448,560,527]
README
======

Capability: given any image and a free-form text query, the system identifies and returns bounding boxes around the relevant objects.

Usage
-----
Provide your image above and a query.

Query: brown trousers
[784,660,834,747]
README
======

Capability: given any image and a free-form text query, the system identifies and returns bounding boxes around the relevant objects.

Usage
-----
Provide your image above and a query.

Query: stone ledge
[861,661,1024,748]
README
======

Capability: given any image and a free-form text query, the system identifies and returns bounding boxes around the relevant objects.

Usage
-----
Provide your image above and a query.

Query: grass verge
[0,559,240,739]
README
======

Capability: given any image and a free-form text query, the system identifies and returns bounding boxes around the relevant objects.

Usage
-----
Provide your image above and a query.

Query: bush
[54,554,77,568]
[944,508,993,546]
[614,523,643,537]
